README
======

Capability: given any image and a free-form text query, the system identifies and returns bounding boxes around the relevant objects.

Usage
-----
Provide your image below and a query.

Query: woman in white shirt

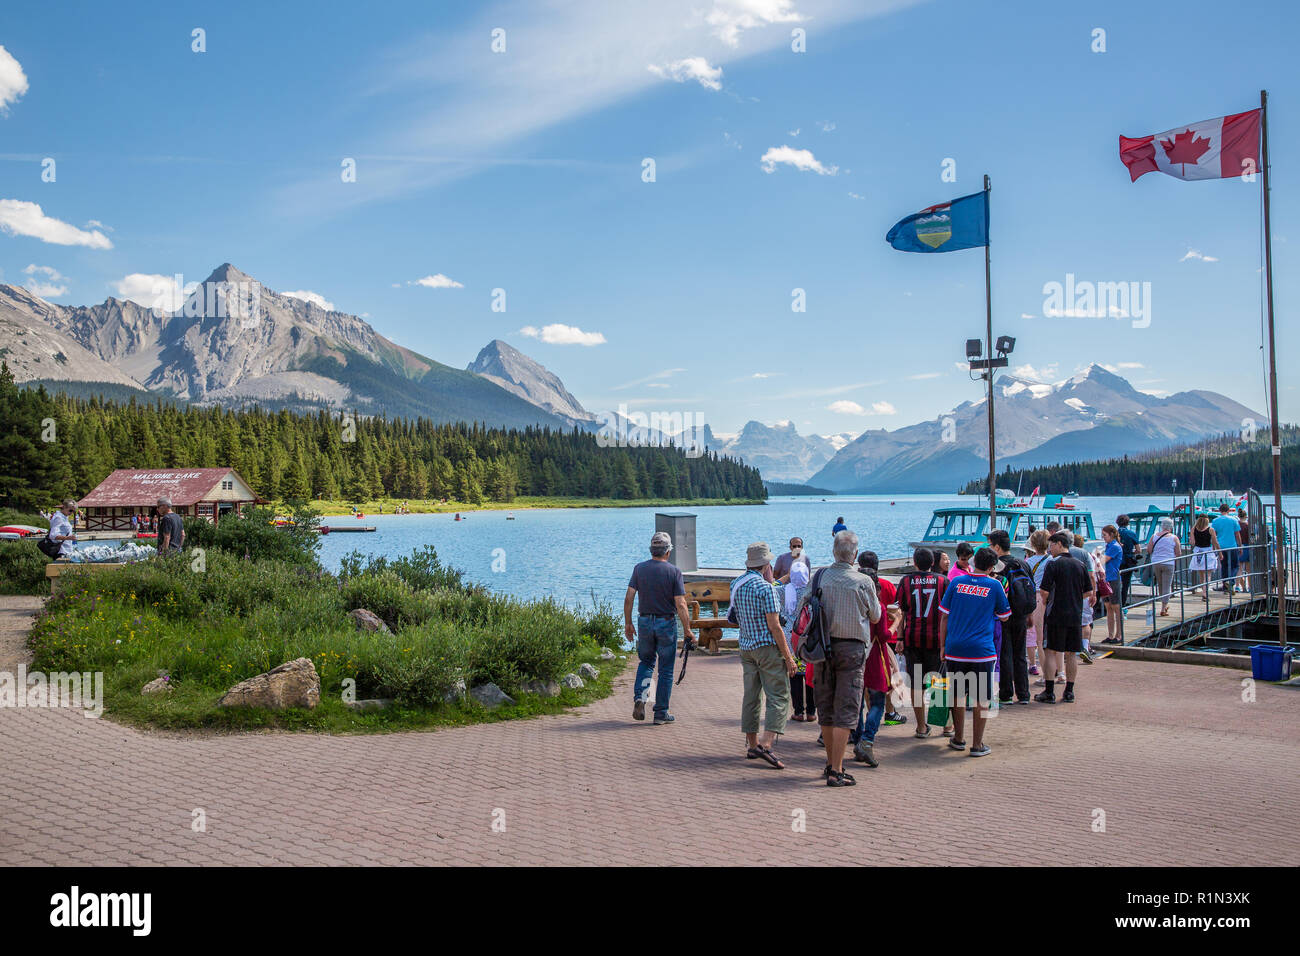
[1147,517,1182,616]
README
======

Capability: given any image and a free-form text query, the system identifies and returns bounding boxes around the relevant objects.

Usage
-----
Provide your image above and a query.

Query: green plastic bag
[925,671,949,728]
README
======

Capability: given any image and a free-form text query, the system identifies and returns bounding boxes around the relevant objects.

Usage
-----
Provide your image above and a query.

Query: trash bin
[1249,644,1294,681]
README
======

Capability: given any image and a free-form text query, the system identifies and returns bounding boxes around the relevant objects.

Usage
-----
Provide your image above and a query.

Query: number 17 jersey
[897,571,947,651]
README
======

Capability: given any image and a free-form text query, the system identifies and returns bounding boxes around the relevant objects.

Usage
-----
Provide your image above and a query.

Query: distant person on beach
[624,531,696,725]
[735,542,799,769]
[832,517,847,536]
[896,547,947,734]
[46,499,78,558]
[1211,504,1242,595]
[986,529,1033,704]
[1036,532,1094,704]
[937,546,1009,757]
[794,529,879,788]
[156,498,185,553]
[1147,517,1181,616]
[773,537,810,584]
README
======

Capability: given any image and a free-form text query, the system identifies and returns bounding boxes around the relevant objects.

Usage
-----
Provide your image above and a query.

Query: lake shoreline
[304,496,766,517]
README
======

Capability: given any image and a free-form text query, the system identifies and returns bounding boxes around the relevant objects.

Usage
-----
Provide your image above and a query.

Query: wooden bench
[45,561,126,596]
[686,580,739,655]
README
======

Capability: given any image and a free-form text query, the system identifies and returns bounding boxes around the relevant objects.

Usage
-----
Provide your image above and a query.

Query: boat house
[77,468,259,531]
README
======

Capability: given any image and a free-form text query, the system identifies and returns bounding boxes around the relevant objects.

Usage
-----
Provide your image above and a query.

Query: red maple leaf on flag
[1159,128,1212,173]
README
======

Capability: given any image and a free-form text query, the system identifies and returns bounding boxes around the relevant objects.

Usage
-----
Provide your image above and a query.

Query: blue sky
[1,0,1295,438]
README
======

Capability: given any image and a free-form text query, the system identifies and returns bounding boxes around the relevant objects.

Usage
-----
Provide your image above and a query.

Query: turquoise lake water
[315,494,1300,610]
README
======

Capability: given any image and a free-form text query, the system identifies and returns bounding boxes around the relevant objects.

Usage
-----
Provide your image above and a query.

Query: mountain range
[1,265,574,431]
[1,270,1264,492]
[808,365,1264,493]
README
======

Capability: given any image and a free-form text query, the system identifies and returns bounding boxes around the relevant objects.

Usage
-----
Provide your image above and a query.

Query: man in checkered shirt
[733,542,799,770]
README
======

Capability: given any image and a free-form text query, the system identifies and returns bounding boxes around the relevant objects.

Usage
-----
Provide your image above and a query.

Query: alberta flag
[1119,109,1262,182]
[886,190,988,253]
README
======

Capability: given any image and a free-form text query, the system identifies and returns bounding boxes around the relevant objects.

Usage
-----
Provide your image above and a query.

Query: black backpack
[1002,558,1038,618]
[793,567,831,663]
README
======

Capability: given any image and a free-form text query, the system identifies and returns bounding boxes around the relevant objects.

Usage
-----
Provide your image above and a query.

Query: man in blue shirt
[938,547,1010,758]
[831,516,848,536]
[624,532,697,725]
[1211,505,1242,594]
[1115,514,1140,607]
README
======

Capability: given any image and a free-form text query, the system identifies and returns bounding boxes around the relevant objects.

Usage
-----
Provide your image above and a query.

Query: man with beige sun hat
[733,542,799,769]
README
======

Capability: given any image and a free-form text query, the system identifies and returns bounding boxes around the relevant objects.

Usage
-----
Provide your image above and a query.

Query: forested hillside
[1,364,765,509]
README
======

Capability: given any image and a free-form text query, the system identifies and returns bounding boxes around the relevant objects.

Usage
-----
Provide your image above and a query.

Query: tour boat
[911,495,1100,559]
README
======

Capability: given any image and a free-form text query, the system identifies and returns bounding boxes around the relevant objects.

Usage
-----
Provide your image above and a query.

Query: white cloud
[848,191,865,200]
[828,400,866,415]
[520,323,606,346]
[706,0,805,47]
[1102,362,1144,372]
[759,145,838,175]
[21,264,67,298]
[788,127,801,137]
[1011,363,1059,382]
[0,200,113,249]
[0,46,28,113]
[907,372,941,380]
[84,219,112,231]
[110,273,196,312]
[818,120,836,132]
[828,399,895,415]
[648,57,723,91]
[1180,248,1218,263]
[410,273,463,289]
[613,367,686,391]
[282,290,336,311]
[1019,312,1036,319]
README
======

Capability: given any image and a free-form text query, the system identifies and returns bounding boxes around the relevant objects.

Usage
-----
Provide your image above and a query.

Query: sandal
[752,745,785,769]
[914,724,932,738]
[948,739,967,751]
[825,769,857,787]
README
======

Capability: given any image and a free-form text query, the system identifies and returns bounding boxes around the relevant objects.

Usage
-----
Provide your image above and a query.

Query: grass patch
[27,540,624,733]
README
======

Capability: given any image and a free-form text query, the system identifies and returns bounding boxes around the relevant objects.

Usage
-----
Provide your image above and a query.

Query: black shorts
[942,659,994,707]
[901,647,942,706]
[1044,621,1083,652]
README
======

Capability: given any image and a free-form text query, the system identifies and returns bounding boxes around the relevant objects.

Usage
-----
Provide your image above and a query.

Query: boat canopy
[920,505,1096,545]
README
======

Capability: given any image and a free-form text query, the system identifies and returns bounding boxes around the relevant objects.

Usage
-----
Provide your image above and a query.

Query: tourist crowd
[623,504,1255,788]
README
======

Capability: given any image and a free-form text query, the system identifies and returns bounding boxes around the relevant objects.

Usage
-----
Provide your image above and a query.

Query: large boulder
[219,658,320,710]
[578,663,600,680]
[141,677,172,695]
[469,683,515,709]
[348,608,391,633]
[561,673,585,690]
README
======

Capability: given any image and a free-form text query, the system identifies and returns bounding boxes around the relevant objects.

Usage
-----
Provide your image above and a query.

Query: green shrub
[339,570,437,631]
[188,502,320,566]
[339,545,471,593]
[0,540,50,594]
[356,620,471,706]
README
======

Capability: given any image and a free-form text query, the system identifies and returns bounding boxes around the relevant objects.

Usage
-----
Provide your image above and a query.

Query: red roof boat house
[77,468,259,531]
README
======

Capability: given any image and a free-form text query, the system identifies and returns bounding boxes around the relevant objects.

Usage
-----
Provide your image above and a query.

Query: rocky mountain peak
[467,339,595,426]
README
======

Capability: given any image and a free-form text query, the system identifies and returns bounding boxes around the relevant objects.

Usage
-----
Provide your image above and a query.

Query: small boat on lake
[911,494,1100,559]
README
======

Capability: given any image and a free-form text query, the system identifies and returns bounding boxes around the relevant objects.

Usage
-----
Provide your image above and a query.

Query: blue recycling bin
[1249,644,1294,681]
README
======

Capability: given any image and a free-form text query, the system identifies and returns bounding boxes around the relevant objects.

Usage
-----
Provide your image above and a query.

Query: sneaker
[1055,673,1067,683]
[1033,690,1056,704]
[1078,651,1095,665]
[969,743,991,757]
[633,699,646,721]
[1061,689,1075,703]
[1016,698,1030,705]
[852,743,878,767]
[883,712,908,726]
[1029,664,1041,676]
[653,713,675,725]
[816,733,824,746]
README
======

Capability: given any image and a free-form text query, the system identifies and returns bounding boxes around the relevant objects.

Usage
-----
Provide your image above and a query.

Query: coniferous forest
[0,365,766,510]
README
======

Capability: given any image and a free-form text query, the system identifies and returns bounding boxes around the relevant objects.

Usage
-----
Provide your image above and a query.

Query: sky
[1,0,1295,441]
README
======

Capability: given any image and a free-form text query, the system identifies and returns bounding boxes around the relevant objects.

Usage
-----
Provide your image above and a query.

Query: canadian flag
[1119,109,1261,182]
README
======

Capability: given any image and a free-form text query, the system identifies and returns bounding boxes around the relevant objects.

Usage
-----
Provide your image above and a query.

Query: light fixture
[965,339,982,359]
[995,335,1016,354]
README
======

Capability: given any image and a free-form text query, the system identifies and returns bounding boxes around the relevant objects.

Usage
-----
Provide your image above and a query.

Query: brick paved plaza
[1,595,1297,866]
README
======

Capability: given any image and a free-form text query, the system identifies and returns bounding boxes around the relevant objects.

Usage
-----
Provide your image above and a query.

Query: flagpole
[984,173,996,532]
[1260,89,1287,646]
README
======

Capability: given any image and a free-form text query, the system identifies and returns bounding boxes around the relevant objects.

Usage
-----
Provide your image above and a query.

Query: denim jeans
[635,616,677,719]
[851,689,887,746]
